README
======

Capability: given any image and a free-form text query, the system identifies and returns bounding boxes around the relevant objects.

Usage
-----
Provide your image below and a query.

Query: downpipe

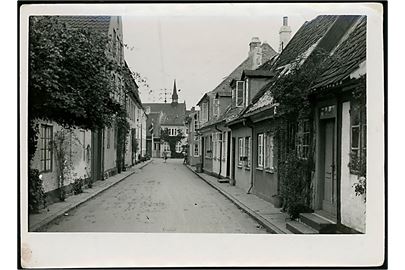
[243,119,254,194]
[214,125,222,179]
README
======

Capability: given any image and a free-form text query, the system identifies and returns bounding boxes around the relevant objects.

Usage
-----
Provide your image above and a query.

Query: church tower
[171,79,178,104]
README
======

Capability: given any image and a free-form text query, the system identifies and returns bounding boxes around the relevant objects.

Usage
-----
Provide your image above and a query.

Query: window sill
[265,168,275,174]
[237,165,243,169]
[256,167,264,171]
[245,167,251,171]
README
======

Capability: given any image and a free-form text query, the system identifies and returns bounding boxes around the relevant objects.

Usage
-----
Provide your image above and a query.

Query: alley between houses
[44,159,268,233]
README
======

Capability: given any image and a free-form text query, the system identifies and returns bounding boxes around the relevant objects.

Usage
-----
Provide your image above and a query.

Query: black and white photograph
[18,2,386,268]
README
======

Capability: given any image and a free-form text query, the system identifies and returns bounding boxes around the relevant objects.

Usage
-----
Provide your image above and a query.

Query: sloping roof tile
[144,103,186,126]
[312,16,366,89]
[243,15,341,116]
[274,15,338,68]
[57,16,111,33]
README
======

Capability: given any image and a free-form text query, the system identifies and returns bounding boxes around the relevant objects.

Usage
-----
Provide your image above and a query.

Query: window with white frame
[238,137,244,166]
[296,119,310,160]
[257,133,264,168]
[213,98,220,117]
[265,133,274,170]
[40,124,53,172]
[194,115,199,131]
[350,103,366,174]
[194,142,199,157]
[245,136,251,168]
[176,141,182,153]
[236,81,245,107]
[213,134,217,159]
[163,142,170,152]
[205,136,212,158]
[244,79,249,106]
[201,102,208,123]
[222,132,227,161]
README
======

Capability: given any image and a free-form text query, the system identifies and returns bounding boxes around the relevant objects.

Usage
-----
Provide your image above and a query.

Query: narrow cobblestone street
[45,159,268,233]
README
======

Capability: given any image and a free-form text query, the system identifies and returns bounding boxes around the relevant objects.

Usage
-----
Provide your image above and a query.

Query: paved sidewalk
[29,160,152,232]
[186,164,293,234]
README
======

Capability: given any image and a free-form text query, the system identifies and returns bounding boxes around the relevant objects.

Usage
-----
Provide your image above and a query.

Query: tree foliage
[160,128,185,157]
[270,52,331,119]
[28,16,129,164]
[271,51,334,215]
[29,16,124,129]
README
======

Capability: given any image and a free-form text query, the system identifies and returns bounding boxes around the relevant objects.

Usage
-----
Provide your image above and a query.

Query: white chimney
[249,37,261,56]
[249,37,263,69]
[279,16,292,53]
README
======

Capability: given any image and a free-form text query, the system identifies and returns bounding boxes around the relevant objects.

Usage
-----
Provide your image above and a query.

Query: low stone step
[299,213,337,233]
[286,220,318,234]
[217,178,229,183]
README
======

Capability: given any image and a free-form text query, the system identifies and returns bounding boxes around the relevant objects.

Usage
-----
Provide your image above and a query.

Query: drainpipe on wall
[243,119,255,194]
[214,125,222,179]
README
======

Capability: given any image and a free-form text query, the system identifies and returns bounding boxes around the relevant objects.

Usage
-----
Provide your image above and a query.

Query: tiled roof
[206,42,277,97]
[123,62,143,108]
[200,104,244,129]
[196,93,210,106]
[243,15,340,116]
[57,16,111,33]
[198,41,277,126]
[209,57,251,96]
[274,15,338,68]
[257,54,279,71]
[312,16,366,89]
[144,102,186,126]
[242,69,274,79]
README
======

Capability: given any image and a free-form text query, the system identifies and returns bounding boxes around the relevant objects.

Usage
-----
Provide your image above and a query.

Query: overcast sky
[121,3,366,109]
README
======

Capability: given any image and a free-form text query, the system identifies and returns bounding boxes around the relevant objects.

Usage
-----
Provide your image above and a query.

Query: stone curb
[31,159,153,232]
[185,165,286,234]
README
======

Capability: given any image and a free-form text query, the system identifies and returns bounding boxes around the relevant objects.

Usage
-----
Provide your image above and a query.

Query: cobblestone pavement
[45,159,268,233]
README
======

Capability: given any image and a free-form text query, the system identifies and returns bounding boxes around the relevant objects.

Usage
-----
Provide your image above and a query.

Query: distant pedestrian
[163,151,168,163]
[183,150,188,164]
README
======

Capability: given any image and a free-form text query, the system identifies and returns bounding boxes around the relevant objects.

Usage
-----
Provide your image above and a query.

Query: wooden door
[91,130,103,182]
[322,120,337,216]
[231,137,236,180]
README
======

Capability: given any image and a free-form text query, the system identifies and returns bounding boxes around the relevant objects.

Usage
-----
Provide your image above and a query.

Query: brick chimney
[279,16,292,53]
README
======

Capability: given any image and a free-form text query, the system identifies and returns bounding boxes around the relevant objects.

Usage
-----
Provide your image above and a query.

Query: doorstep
[186,164,293,234]
[28,159,152,232]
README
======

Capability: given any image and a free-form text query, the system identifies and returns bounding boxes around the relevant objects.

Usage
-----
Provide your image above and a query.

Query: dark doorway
[91,129,103,183]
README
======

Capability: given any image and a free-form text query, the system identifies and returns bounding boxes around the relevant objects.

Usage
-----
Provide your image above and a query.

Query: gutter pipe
[214,124,223,179]
[243,118,255,194]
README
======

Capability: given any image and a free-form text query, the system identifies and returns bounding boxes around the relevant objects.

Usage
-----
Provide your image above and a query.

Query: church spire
[172,79,178,104]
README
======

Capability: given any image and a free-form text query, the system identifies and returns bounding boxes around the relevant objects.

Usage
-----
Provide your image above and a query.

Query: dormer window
[201,102,209,123]
[236,80,245,107]
[213,97,220,117]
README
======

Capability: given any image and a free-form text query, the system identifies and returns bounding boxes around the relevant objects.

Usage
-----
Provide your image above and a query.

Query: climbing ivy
[271,52,331,218]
